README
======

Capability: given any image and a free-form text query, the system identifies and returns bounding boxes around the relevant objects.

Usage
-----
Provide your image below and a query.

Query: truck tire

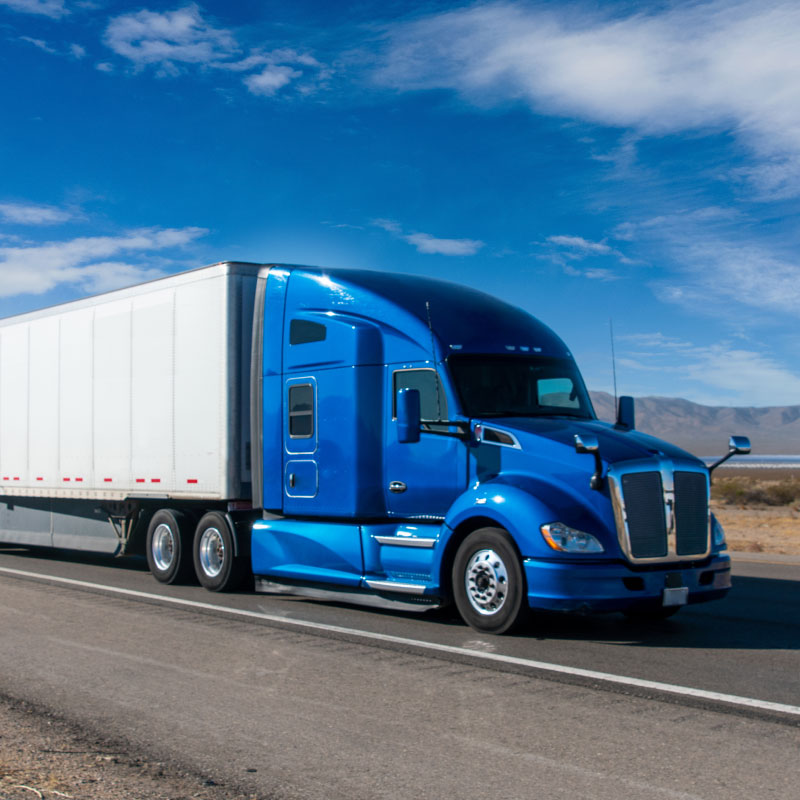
[193,511,247,592]
[452,527,527,635]
[146,509,194,584]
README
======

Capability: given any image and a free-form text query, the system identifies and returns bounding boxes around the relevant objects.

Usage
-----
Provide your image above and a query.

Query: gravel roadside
[0,695,263,800]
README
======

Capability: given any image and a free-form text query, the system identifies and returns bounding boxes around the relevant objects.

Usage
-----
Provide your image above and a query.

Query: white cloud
[0,202,72,225]
[547,235,612,255]
[370,218,483,255]
[405,232,484,256]
[654,240,800,315]
[102,6,328,97]
[70,43,86,59]
[244,65,301,97]
[376,1,800,200]
[0,226,207,297]
[95,62,113,73]
[542,232,632,278]
[619,334,800,406]
[0,0,67,18]
[104,4,238,75]
[19,36,57,54]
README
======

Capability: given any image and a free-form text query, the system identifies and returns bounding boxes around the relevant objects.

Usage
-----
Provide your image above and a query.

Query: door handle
[289,473,296,488]
[389,481,407,494]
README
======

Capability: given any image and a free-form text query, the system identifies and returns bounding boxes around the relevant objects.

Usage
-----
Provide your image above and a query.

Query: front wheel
[192,512,248,592]
[452,527,527,635]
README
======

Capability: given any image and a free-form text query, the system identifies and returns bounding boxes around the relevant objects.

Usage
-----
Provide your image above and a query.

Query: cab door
[283,377,319,511]
[383,367,467,517]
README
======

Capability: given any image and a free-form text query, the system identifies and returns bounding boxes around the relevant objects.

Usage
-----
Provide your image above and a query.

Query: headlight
[540,522,604,553]
[712,514,727,549]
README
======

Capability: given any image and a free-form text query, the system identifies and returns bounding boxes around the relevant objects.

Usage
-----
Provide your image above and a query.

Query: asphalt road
[0,545,798,799]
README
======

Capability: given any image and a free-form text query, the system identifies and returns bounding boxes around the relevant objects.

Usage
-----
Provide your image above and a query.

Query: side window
[393,369,447,424]
[288,383,315,438]
[537,377,579,409]
[290,319,326,345]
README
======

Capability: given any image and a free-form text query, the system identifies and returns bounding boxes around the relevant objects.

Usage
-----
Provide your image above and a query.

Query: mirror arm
[422,420,471,441]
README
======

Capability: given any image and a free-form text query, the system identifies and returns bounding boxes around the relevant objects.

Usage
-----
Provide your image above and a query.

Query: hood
[478,416,701,467]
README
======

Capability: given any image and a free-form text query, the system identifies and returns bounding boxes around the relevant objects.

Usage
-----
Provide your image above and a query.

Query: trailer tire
[193,511,247,592]
[146,509,194,584]
[452,527,527,635]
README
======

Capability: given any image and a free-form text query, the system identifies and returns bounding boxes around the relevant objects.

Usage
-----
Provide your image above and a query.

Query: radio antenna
[609,318,618,410]
[426,301,443,423]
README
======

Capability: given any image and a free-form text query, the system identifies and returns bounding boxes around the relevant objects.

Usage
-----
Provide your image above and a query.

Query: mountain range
[589,391,800,456]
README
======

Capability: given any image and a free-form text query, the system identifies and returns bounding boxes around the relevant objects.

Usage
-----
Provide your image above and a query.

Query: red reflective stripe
[135,479,145,483]
[187,479,198,484]
[103,478,113,482]
[36,477,43,481]
[63,478,71,482]
[13,477,19,481]
[151,478,161,483]
[2,477,7,481]
[75,478,83,482]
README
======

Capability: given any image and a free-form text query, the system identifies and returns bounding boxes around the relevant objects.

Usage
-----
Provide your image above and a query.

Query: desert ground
[711,468,800,555]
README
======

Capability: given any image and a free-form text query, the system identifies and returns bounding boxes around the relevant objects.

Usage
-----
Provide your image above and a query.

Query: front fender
[445,482,561,558]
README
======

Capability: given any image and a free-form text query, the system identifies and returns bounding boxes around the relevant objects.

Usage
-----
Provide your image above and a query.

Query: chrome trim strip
[365,579,427,595]
[608,457,710,564]
[374,536,437,548]
[477,425,522,449]
[249,267,270,510]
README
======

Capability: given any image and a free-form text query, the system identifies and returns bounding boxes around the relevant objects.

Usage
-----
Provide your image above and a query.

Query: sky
[1,0,799,408]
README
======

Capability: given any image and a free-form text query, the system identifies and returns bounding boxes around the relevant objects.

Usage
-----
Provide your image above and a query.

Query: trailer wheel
[193,511,247,592]
[146,509,194,584]
[452,527,527,635]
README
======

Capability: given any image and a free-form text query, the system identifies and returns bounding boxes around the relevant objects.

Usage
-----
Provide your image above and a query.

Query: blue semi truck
[0,262,746,633]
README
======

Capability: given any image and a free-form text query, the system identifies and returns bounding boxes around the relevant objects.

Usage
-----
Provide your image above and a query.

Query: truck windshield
[448,354,595,419]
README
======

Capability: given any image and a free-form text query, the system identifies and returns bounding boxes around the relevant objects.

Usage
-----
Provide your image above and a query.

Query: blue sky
[1,0,799,408]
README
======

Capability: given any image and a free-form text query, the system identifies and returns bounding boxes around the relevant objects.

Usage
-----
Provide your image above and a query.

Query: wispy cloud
[541,233,631,279]
[0,226,207,296]
[371,218,483,256]
[0,0,67,18]
[103,4,238,77]
[19,36,58,54]
[618,333,800,407]
[0,202,73,225]
[103,5,329,96]
[375,0,800,200]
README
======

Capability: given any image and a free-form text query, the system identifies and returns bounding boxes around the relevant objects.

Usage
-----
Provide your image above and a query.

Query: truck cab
[249,266,736,633]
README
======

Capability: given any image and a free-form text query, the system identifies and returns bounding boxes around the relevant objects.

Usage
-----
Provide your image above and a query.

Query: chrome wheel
[198,526,225,578]
[464,548,509,616]
[151,523,176,572]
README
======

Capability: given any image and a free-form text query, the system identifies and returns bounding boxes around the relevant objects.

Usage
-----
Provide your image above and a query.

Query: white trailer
[0,262,263,576]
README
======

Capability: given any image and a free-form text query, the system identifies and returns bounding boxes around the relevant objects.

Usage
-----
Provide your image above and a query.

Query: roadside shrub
[712,477,800,507]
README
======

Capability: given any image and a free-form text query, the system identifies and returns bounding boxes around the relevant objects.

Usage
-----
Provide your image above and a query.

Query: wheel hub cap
[199,527,225,578]
[152,524,175,572]
[465,548,508,615]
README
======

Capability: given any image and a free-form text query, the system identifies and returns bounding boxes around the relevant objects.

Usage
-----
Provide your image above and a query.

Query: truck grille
[621,472,668,558]
[611,462,710,563]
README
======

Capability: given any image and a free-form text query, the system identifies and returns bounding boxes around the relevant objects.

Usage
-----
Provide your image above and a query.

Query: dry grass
[710,469,800,555]
[712,473,800,507]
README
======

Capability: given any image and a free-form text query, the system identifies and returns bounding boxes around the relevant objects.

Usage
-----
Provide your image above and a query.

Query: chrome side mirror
[396,388,421,444]
[709,435,751,475]
[575,433,604,490]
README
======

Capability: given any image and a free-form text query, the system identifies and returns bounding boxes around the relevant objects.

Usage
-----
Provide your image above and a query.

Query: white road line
[3,564,799,719]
